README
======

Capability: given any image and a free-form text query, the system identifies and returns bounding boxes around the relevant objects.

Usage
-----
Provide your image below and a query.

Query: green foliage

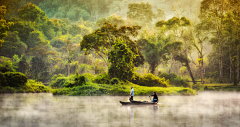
[30,56,49,82]
[127,2,155,23]
[159,72,190,87]
[50,74,75,88]
[26,30,45,49]
[69,24,91,37]
[0,31,27,58]
[81,73,94,82]
[8,19,35,43]
[17,2,48,23]
[110,78,120,85]
[0,5,14,47]
[53,82,196,96]
[0,79,51,93]
[131,73,170,87]
[3,72,27,87]
[93,73,109,84]
[137,33,170,74]
[0,56,17,72]
[96,14,125,27]
[50,74,87,88]
[23,79,51,93]
[66,6,90,21]
[50,37,66,48]
[139,73,169,87]
[73,73,86,86]
[0,72,7,86]
[108,39,136,81]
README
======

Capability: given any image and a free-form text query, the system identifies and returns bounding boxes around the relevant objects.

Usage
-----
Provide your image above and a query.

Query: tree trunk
[219,43,223,83]
[186,63,196,84]
[229,46,232,83]
[233,59,237,86]
[238,45,239,83]
[169,53,173,74]
[200,58,204,84]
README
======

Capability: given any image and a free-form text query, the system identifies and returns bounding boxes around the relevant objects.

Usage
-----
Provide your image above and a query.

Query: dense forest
[0,0,239,94]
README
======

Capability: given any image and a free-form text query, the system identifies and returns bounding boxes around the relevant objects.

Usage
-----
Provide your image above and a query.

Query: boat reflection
[121,104,159,125]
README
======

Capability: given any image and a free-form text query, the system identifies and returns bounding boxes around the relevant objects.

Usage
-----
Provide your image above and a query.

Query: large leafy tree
[81,22,143,67]
[127,2,155,24]
[0,31,27,58]
[81,22,144,80]
[199,0,230,83]
[137,31,170,74]
[156,16,195,83]
[0,6,13,47]
[108,39,136,81]
[17,2,48,23]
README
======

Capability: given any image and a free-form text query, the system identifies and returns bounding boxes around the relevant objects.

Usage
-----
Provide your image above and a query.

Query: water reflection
[1,92,240,126]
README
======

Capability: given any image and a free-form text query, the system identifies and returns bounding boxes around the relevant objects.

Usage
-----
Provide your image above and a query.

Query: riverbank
[199,83,240,91]
[0,80,51,93]
[52,82,197,96]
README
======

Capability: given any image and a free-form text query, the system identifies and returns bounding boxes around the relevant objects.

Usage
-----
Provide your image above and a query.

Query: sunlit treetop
[156,16,191,28]
[17,2,48,23]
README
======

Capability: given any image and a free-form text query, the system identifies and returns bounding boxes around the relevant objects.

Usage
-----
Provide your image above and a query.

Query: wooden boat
[119,100,157,105]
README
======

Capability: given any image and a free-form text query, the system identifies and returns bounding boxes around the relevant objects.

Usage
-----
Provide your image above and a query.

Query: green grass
[200,83,240,91]
[0,79,52,93]
[52,82,196,96]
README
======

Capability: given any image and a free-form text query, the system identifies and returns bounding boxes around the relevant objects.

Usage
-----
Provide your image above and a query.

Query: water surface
[1,92,240,127]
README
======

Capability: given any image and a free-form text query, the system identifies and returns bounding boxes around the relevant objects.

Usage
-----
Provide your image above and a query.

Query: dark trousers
[129,96,133,101]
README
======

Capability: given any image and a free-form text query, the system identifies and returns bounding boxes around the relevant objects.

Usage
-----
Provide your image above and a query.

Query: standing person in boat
[129,86,134,101]
[149,92,158,102]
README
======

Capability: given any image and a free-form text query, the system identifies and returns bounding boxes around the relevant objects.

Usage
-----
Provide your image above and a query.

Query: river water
[1,92,240,127]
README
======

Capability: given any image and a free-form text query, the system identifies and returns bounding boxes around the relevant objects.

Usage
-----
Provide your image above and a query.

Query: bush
[140,73,169,87]
[110,78,120,85]
[131,73,169,87]
[74,73,86,86]
[50,74,75,88]
[93,73,110,84]
[159,72,189,87]
[0,72,7,86]
[4,72,28,87]
[24,80,51,93]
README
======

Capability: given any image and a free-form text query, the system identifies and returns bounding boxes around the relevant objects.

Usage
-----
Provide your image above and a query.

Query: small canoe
[120,101,157,105]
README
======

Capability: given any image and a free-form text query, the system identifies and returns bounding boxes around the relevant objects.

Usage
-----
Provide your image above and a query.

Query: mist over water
[1,92,240,127]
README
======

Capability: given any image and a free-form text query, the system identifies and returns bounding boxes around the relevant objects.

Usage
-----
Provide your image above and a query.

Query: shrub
[0,72,7,86]
[93,73,110,84]
[159,72,189,87]
[131,73,169,87]
[74,73,86,86]
[24,80,51,93]
[81,73,94,82]
[140,73,169,87]
[50,74,75,88]
[110,78,120,85]
[4,72,28,87]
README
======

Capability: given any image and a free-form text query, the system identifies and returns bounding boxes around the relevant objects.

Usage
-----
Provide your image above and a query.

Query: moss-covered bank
[0,80,51,93]
[52,82,196,96]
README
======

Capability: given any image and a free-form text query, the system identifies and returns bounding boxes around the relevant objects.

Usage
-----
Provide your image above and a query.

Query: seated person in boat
[149,92,158,102]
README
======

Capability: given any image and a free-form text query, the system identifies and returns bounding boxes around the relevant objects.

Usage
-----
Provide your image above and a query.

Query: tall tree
[0,6,13,47]
[127,2,155,24]
[81,22,144,80]
[137,31,170,74]
[200,0,230,83]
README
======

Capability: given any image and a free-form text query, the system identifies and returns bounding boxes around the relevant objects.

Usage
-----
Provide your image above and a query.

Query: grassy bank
[197,83,240,91]
[52,82,196,96]
[0,80,52,93]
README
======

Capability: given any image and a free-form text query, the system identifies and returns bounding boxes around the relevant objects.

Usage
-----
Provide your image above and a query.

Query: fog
[1,92,240,127]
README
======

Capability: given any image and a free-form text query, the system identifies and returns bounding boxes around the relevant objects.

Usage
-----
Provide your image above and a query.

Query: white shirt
[130,88,134,96]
